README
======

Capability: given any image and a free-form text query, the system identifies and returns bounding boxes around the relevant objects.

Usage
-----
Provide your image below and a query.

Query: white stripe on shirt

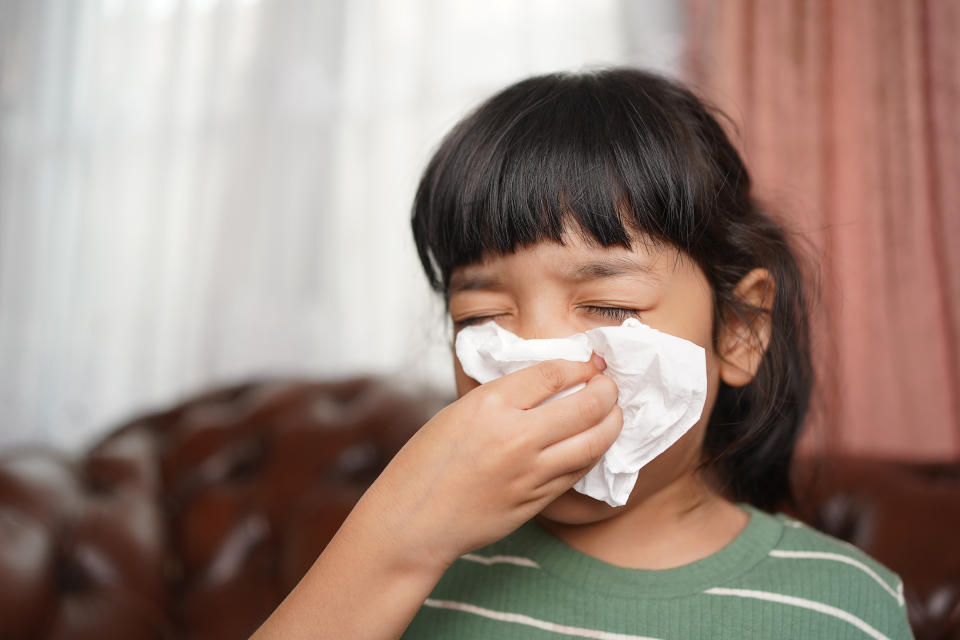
[769,550,904,605]
[460,553,541,569]
[704,587,892,640]
[422,598,661,640]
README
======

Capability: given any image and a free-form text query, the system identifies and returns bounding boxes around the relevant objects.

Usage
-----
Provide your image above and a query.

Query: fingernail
[591,354,607,370]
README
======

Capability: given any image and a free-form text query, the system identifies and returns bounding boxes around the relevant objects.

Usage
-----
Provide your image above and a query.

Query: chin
[536,488,625,525]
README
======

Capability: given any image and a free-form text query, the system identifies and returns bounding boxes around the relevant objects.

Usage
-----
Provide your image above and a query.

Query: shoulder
[720,507,913,639]
[771,511,903,598]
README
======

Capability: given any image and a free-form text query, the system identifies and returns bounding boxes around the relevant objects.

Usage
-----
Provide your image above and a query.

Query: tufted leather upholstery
[0,378,956,639]
[0,378,439,639]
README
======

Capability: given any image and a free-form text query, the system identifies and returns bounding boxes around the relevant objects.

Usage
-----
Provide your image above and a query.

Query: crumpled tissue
[454,318,707,507]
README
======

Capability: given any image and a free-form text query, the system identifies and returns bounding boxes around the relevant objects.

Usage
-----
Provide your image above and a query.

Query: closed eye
[452,314,506,330]
[581,306,643,322]
[453,307,642,330]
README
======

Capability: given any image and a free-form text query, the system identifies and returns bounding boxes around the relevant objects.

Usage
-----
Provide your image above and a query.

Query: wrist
[350,479,459,577]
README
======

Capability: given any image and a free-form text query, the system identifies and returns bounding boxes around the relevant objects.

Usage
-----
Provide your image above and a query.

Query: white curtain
[0,0,682,450]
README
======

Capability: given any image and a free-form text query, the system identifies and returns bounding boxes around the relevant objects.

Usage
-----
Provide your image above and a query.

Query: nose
[514,309,580,341]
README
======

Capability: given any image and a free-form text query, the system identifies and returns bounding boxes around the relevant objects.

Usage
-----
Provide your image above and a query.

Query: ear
[718,268,775,387]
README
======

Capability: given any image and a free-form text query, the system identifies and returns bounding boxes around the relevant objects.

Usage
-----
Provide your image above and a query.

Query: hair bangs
[412,71,709,294]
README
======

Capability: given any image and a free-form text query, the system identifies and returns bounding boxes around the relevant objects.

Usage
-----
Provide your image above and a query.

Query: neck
[535,473,748,570]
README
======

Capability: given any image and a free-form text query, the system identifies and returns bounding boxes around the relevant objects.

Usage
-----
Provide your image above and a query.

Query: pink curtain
[685,0,960,458]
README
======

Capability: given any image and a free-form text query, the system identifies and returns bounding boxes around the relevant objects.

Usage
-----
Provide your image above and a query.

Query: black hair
[410,68,813,511]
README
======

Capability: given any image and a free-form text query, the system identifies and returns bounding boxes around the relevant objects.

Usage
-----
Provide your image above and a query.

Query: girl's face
[447,230,726,524]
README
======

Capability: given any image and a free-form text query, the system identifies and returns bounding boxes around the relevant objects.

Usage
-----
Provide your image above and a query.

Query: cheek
[657,288,715,351]
[656,274,721,424]
[453,356,480,397]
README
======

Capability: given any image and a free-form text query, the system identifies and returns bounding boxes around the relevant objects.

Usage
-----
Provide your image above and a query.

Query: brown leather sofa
[0,378,957,639]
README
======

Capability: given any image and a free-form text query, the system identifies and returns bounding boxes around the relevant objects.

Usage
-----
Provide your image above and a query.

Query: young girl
[255,69,912,639]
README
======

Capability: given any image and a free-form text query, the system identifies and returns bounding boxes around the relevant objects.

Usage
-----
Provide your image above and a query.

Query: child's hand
[368,355,622,570]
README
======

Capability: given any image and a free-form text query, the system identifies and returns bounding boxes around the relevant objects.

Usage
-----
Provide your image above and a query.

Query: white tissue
[454,318,707,507]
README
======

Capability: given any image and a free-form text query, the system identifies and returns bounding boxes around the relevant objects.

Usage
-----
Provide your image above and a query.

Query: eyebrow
[448,274,503,294]
[567,256,659,281]
[448,256,658,294]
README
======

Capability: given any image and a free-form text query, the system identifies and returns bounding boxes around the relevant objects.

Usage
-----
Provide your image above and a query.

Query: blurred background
[0,1,958,638]
[2,0,957,457]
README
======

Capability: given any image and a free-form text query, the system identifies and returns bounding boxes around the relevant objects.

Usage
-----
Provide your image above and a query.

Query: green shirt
[403,505,913,639]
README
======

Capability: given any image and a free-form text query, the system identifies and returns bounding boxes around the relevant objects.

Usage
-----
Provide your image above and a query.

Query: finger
[527,373,619,448]
[486,355,605,409]
[537,403,623,479]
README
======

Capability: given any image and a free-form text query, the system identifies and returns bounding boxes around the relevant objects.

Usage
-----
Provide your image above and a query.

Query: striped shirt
[403,504,913,639]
